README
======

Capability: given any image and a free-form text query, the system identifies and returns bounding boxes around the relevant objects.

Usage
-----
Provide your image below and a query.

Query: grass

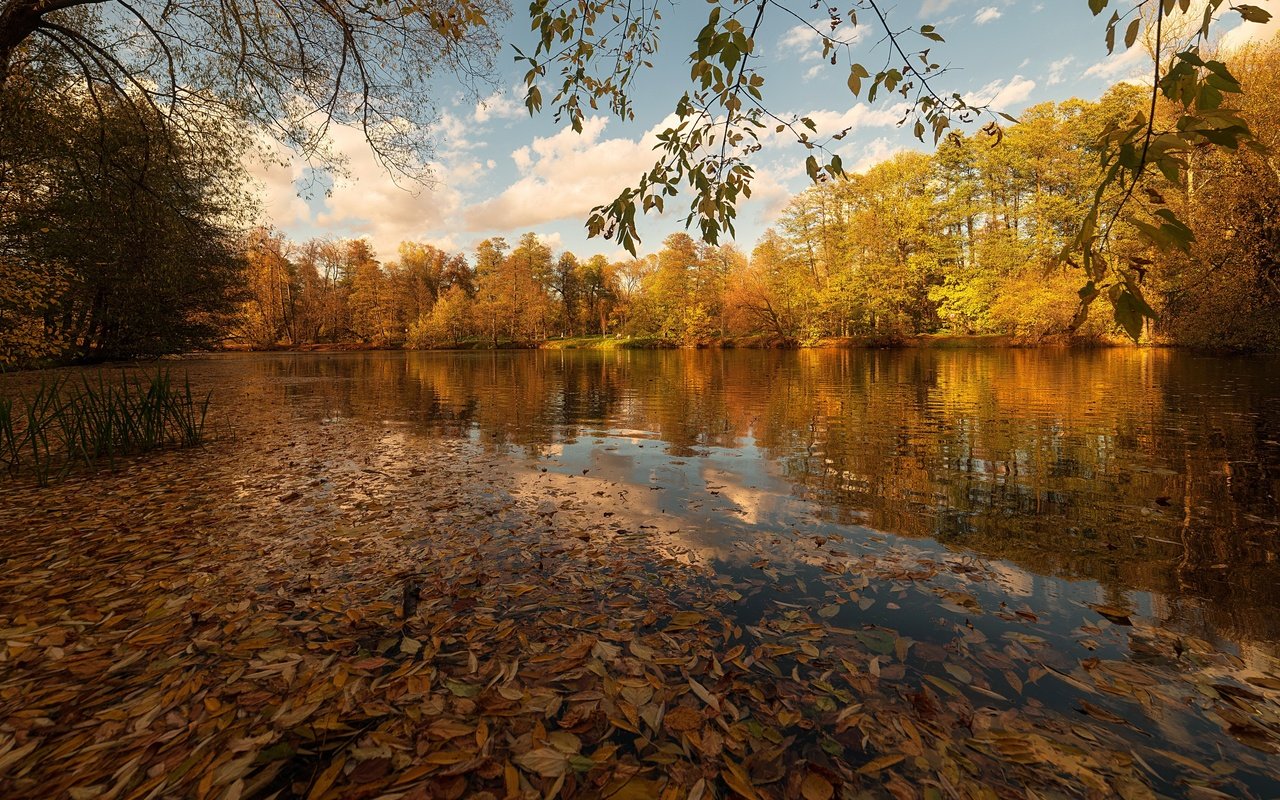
[541,335,677,350]
[0,369,211,484]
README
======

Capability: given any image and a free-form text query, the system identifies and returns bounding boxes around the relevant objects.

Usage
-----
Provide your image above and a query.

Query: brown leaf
[513,747,568,778]
[801,772,834,800]
[664,706,702,733]
[857,754,905,775]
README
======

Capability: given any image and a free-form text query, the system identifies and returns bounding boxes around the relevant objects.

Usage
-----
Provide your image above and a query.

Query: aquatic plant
[0,369,211,484]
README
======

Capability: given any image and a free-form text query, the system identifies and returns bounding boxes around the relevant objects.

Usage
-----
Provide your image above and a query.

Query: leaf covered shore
[1,403,1279,799]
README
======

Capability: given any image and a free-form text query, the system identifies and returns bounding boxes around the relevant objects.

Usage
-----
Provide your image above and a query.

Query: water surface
[23,347,1280,794]
[198,347,1280,649]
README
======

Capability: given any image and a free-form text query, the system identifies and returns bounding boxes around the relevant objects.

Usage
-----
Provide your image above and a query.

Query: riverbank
[223,331,1130,354]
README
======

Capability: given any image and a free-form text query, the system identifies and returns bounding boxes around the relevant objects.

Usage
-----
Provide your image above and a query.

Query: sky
[248,0,1277,263]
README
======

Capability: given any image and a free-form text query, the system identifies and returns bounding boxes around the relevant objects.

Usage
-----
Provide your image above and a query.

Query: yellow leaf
[305,755,346,800]
[857,754,905,774]
[720,762,761,800]
[668,611,706,628]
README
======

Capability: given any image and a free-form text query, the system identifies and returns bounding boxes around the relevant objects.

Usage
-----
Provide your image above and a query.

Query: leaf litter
[0,390,1278,799]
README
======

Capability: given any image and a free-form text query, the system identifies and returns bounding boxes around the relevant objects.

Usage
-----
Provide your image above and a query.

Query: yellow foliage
[0,258,69,367]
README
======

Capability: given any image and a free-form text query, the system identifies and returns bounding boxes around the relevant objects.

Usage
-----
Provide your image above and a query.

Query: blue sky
[249,0,1273,263]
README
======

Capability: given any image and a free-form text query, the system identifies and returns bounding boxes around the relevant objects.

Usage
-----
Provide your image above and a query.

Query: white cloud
[766,102,909,147]
[536,231,564,252]
[474,86,527,124]
[965,75,1036,108]
[304,126,470,258]
[778,21,867,63]
[738,162,794,225]
[1046,56,1075,86]
[462,115,669,232]
[847,137,905,173]
[434,111,485,155]
[920,0,958,16]
[1082,44,1150,83]
[974,7,1002,25]
[1220,13,1280,51]
[246,142,310,229]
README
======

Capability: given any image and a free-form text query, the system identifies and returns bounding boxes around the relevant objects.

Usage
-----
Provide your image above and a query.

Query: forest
[6,1,1280,798]
[4,39,1279,367]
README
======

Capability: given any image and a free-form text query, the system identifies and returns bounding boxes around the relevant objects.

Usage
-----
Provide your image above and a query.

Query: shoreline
[219,332,1155,355]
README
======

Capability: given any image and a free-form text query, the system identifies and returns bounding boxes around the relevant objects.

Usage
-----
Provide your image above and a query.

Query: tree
[0,257,68,365]
[1152,37,1280,350]
[240,229,299,348]
[408,284,473,348]
[516,0,1273,337]
[348,243,398,344]
[727,230,811,341]
[0,0,503,178]
[472,237,510,347]
[551,252,581,336]
[0,69,247,363]
[576,254,618,336]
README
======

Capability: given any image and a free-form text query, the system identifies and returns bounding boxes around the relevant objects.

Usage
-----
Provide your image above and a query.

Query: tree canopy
[1,0,1276,344]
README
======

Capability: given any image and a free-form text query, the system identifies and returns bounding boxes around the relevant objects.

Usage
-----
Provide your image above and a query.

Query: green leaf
[805,155,820,183]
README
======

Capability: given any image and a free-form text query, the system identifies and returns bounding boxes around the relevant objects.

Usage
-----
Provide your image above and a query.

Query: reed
[0,369,211,484]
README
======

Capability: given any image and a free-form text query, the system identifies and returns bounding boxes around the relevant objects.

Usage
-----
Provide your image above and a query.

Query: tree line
[239,38,1280,353]
[235,231,628,350]
[3,38,1278,366]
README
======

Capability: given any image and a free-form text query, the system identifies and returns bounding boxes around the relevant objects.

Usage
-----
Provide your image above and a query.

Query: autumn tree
[347,242,399,345]
[551,252,581,336]
[240,229,299,348]
[0,68,247,363]
[727,230,811,341]
[0,0,503,180]
[1152,36,1280,350]
[472,237,510,347]
[408,285,474,348]
[576,255,618,336]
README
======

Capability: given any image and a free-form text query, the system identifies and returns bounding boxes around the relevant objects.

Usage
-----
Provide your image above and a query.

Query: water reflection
[211,348,1280,649]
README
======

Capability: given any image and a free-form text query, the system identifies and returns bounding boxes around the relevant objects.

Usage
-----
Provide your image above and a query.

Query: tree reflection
[241,348,1280,644]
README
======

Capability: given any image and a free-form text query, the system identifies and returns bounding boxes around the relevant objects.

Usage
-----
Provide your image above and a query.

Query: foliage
[0,369,210,484]
[0,68,250,365]
[1070,0,1273,338]
[0,0,503,178]
[237,232,631,350]
[520,0,991,254]
[5,0,1273,339]
[1150,36,1280,351]
[407,285,474,348]
[0,257,68,366]
[514,0,1276,339]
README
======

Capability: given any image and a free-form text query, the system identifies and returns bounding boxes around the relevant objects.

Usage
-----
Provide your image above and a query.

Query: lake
[211,348,1280,640]
[3,347,1280,798]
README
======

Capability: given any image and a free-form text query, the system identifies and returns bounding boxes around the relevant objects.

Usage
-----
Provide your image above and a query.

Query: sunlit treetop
[0,0,1274,339]
[515,0,1272,339]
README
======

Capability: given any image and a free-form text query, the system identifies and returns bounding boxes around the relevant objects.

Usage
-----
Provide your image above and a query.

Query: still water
[209,347,1280,641]
[177,348,1280,792]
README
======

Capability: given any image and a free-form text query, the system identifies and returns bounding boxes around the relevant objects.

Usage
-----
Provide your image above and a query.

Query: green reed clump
[0,369,211,484]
